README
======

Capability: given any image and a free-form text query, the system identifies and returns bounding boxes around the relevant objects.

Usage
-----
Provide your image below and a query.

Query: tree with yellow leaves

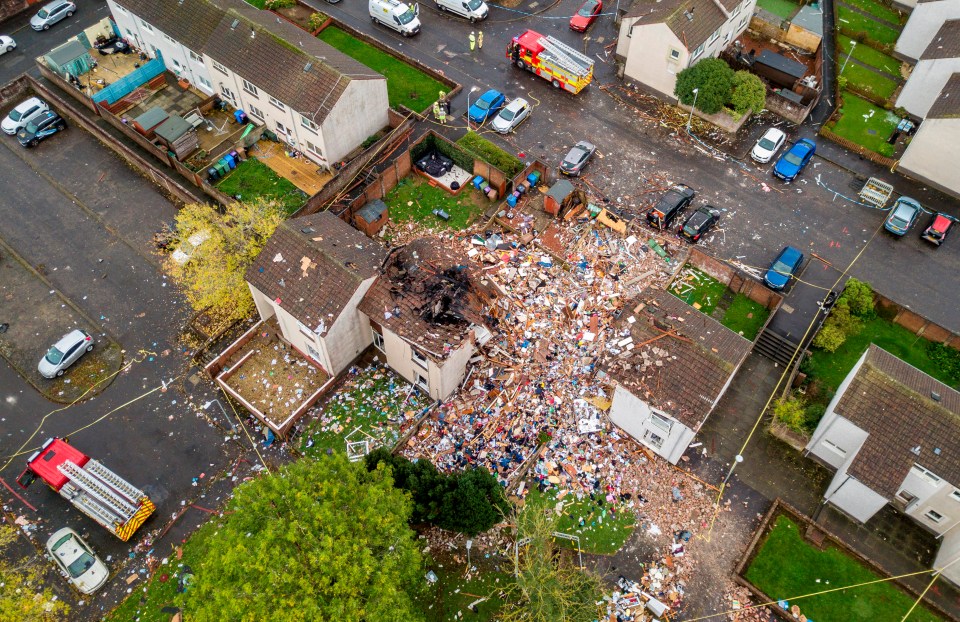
[0,524,69,621]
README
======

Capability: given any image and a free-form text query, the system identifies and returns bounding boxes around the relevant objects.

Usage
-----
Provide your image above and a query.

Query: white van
[435,0,488,22]
[369,0,421,36]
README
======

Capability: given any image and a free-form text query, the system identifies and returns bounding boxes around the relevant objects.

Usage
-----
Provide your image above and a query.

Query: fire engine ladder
[59,461,139,521]
[538,35,594,77]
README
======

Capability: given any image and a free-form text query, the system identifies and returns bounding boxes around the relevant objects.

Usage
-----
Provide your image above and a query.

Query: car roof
[504,98,528,111]
[762,128,785,140]
[932,214,952,227]
[777,246,803,263]
[895,196,921,210]
[480,89,501,100]
[54,329,86,349]
[13,97,43,113]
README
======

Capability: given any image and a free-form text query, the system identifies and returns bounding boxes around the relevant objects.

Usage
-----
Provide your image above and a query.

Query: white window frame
[897,489,917,503]
[372,328,385,352]
[627,25,634,38]
[247,105,264,120]
[297,321,316,343]
[269,96,286,111]
[412,348,428,369]
[116,5,127,14]
[305,343,321,363]
[913,464,942,485]
[732,2,741,17]
[220,85,236,102]
[170,57,183,70]
[301,114,318,133]
[212,60,229,75]
[668,48,681,62]
[643,429,665,449]
[242,78,259,97]
[951,489,960,503]
[141,20,153,31]
[189,50,203,63]
[416,372,429,391]
[822,440,847,457]
[924,509,945,524]
[709,28,721,43]
[739,16,747,28]
[164,34,176,44]
[648,412,673,434]
[197,75,212,90]
[691,43,705,59]
[305,140,322,156]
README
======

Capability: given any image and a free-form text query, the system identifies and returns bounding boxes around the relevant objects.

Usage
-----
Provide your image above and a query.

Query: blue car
[16,110,66,147]
[469,89,505,124]
[764,246,804,290]
[773,138,816,182]
[883,197,922,236]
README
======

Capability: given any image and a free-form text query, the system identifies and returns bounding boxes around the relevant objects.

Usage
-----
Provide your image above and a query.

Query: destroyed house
[599,288,751,464]
[245,212,387,376]
[359,238,493,401]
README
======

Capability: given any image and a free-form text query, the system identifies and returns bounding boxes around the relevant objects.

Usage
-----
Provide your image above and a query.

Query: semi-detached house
[107,0,389,167]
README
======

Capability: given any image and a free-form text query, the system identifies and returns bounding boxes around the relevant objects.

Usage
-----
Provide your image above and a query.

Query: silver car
[39,329,94,378]
[30,0,76,31]
[491,98,530,134]
[47,528,109,595]
[2,97,49,135]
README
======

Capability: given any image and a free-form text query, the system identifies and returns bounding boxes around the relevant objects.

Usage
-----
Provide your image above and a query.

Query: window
[305,343,321,362]
[648,412,673,433]
[691,43,705,59]
[951,489,960,503]
[247,105,264,120]
[732,1,741,17]
[822,440,847,457]
[897,490,917,503]
[416,373,429,391]
[242,78,259,97]
[643,429,665,449]
[668,48,681,61]
[220,85,236,101]
[412,348,428,368]
[189,50,203,63]
[913,464,942,485]
[171,58,182,70]
[627,25,634,38]
[739,16,747,28]
[212,60,228,75]
[372,328,385,351]
[275,121,288,135]
[164,34,175,43]
[709,28,721,43]
[269,96,285,111]
[925,509,945,523]
[197,75,212,90]
[297,321,316,342]
[305,140,322,156]
[141,20,153,31]
[301,114,318,132]
[116,5,127,13]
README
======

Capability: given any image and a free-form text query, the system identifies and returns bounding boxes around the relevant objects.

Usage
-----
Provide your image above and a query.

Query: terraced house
[107,0,388,167]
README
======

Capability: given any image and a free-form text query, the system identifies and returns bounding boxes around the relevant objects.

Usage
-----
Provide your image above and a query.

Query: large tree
[186,455,426,621]
[167,198,284,324]
[674,58,735,115]
[0,524,69,621]
[730,70,767,115]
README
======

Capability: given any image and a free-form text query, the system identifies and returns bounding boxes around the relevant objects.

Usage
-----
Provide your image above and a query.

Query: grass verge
[840,0,906,26]
[757,0,800,19]
[216,157,307,215]
[721,294,770,341]
[803,316,960,391]
[837,34,902,75]
[745,515,944,622]
[384,175,489,230]
[829,92,898,156]
[456,132,524,178]
[670,267,727,315]
[317,26,445,112]
[524,487,635,555]
[418,562,509,621]
[842,62,899,101]
[837,6,901,45]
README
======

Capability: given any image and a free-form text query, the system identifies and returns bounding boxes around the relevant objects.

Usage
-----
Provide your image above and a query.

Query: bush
[674,58,734,115]
[839,278,875,318]
[927,342,960,383]
[803,402,827,431]
[812,323,848,352]
[308,12,328,31]
[456,131,524,177]
[265,0,295,8]
[813,301,863,351]
[436,469,510,536]
[730,70,766,115]
[774,398,807,433]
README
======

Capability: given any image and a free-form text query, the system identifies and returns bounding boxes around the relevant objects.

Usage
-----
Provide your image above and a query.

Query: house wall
[373,326,467,401]
[935,528,960,586]
[320,80,390,165]
[806,349,872,466]
[898,117,960,200]
[320,277,377,375]
[898,467,960,536]
[895,0,960,62]
[607,385,696,464]
[896,58,960,118]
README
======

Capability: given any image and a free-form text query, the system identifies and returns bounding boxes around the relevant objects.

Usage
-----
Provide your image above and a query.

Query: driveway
[0,94,239,616]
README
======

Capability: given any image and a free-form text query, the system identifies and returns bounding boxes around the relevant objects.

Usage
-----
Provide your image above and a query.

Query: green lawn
[804,316,960,392]
[757,0,800,19]
[840,0,906,26]
[837,6,901,45]
[244,0,266,7]
[842,62,899,101]
[216,157,307,215]
[721,294,770,341]
[746,515,944,622]
[317,26,445,113]
[830,92,898,156]
[670,267,728,314]
[456,132,524,178]
[838,35,902,76]
[524,487,635,555]
[299,363,432,459]
[384,175,489,230]
[418,563,509,621]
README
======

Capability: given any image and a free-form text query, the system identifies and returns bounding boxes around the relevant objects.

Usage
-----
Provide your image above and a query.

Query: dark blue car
[764,246,804,290]
[16,109,65,147]
[773,138,816,182]
[469,89,505,124]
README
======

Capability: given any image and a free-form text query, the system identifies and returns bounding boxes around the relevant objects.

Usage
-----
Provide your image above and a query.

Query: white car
[46,528,109,594]
[2,97,50,135]
[751,127,787,164]
[39,329,94,378]
[0,35,15,56]
[491,98,531,134]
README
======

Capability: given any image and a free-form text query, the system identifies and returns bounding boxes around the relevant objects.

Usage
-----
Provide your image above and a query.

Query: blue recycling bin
[234,110,247,124]
[527,171,541,186]
[222,155,236,170]
[506,194,518,208]
[473,175,485,190]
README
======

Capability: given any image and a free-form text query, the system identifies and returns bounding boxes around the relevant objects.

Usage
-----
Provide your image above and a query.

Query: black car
[16,110,65,147]
[679,206,720,243]
[647,184,695,230]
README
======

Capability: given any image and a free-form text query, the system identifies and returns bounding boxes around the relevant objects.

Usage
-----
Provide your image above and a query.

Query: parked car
[30,0,76,31]
[38,329,93,378]
[921,212,953,246]
[569,0,602,32]
[646,183,695,230]
[559,140,596,176]
[17,110,66,147]
[764,246,804,290]
[468,89,505,124]
[1,97,49,135]
[491,97,530,134]
[751,127,786,164]
[0,35,16,56]
[679,206,720,243]
[46,528,109,595]
[884,197,922,236]
[772,138,816,182]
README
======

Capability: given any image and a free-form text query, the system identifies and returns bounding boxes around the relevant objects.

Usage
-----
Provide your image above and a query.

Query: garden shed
[354,199,389,237]
[44,39,95,80]
[132,107,170,139]
[154,114,199,161]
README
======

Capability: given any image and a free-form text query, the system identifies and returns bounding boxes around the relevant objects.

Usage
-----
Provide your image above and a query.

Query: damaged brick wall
[0,0,39,23]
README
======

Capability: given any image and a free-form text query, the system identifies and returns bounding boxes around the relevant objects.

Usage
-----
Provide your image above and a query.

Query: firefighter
[477,31,484,49]
[469,31,476,52]
[432,101,441,121]
[511,42,521,66]
[438,104,447,125]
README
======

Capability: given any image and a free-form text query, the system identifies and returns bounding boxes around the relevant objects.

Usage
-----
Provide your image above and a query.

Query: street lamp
[466,86,479,123]
[465,539,473,569]
[686,87,700,132]
[840,41,856,75]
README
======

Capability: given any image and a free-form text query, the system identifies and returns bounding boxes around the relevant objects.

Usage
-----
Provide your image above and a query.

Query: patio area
[246,140,332,196]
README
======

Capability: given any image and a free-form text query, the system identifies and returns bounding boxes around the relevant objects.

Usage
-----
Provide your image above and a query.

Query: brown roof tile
[358,238,491,361]
[921,20,960,60]
[625,0,728,50]
[114,0,382,123]
[599,288,751,429]
[837,345,960,497]
[927,72,960,119]
[245,212,386,335]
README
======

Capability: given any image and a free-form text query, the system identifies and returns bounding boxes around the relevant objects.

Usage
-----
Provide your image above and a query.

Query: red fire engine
[17,438,155,541]
[507,30,594,94]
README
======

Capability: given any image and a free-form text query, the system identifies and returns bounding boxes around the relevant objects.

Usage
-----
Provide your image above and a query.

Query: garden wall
[684,247,784,312]
[680,102,752,134]
[874,289,960,348]
[748,15,822,54]
[0,0,38,24]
